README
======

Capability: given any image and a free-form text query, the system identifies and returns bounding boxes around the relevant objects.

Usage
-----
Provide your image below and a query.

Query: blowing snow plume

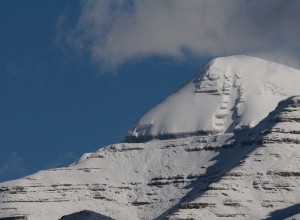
[59,0,300,68]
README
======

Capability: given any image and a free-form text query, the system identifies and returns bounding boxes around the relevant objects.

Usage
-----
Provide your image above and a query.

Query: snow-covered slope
[127,56,300,141]
[169,95,300,220]
[1,56,300,220]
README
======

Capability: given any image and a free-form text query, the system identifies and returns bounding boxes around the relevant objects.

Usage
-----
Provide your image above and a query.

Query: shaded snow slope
[1,96,300,219]
[127,56,300,141]
[169,95,300,220]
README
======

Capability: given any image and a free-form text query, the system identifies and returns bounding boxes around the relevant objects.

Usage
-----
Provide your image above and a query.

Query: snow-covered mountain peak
[1,56,300,220]
[2,94,300,220]
[127,56,300,142]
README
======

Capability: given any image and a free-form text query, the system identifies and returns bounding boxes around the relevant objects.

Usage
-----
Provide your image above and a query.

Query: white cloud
[59,0,300,68]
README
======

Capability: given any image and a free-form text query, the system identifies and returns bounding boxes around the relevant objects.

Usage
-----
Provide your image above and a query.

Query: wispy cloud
[46,152,77,168]
[57,0,300,69]
[0,152,25,177]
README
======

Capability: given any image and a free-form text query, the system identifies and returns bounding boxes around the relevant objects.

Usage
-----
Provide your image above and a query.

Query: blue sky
[1,0,300,182]
[0,1,207,182]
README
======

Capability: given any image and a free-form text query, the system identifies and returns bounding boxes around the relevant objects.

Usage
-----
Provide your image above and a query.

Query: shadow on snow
[155,96,296,219]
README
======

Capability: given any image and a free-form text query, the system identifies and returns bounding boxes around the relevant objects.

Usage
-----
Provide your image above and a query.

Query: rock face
[1,56,300,220]
[59,210,113,220]
[0,217,28,220]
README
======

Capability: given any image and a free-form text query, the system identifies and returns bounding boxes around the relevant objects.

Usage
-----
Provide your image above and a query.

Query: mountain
[1,56,300,220]
[127,55,300,141]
